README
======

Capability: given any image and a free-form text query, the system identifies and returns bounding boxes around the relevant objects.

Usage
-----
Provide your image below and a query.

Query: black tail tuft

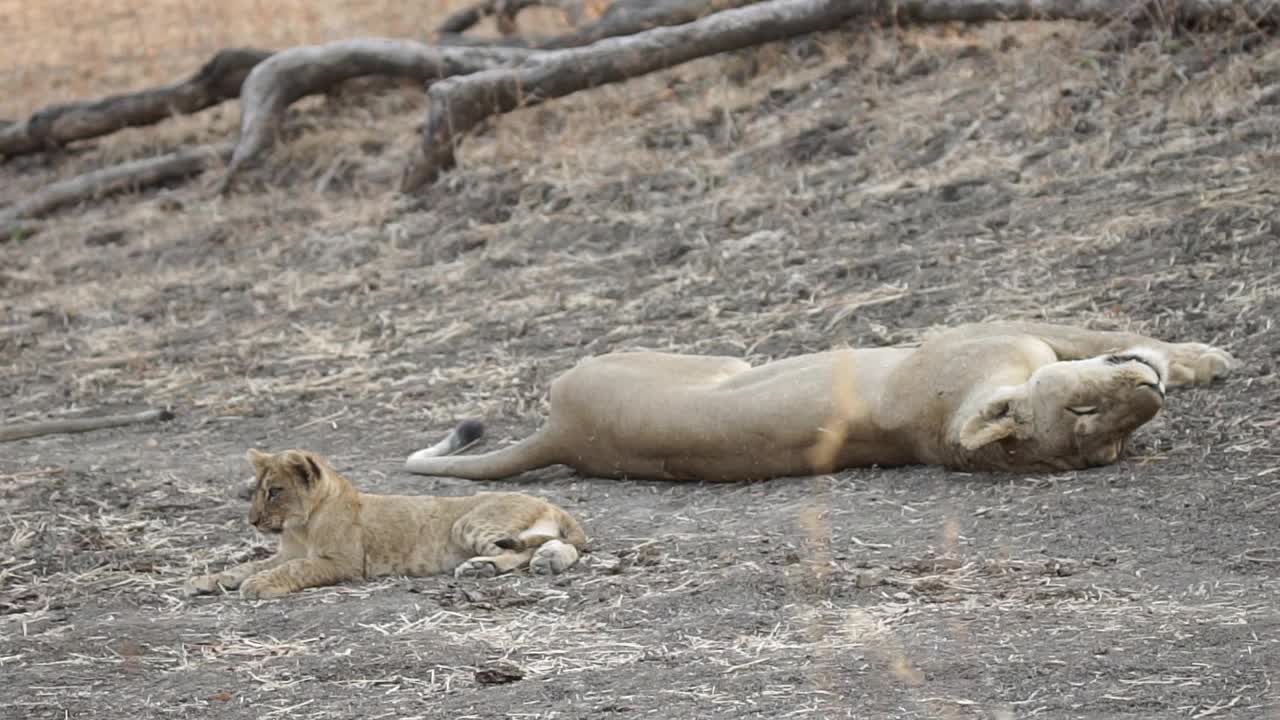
[456,419,485,447]
[494,537,522,551]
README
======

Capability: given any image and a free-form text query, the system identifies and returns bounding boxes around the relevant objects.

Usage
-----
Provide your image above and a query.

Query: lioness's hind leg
[530,540,579,575]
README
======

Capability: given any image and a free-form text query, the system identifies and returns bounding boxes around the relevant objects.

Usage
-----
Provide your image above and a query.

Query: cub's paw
[239,576,290,600]
[1170,343,1241,386]
[186,571,243,595]
[186,574,225,596]
[530,541,579,576]
[454,558,499,579]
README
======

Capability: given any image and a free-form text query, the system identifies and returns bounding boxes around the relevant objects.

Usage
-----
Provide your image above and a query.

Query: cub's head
[958,348,1168,469]
[245,448,326,534]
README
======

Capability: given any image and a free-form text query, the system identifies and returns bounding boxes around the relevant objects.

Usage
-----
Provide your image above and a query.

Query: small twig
[0,408,175,443]
[1244,487,1280,510]
[1241,547,1280,563]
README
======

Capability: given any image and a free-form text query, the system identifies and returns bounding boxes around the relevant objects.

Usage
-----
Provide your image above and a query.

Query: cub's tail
[494,508,589,551]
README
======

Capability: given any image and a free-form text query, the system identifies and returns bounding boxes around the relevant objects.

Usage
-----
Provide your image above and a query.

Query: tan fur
[405,321,1240,481]
[189,449,587,600]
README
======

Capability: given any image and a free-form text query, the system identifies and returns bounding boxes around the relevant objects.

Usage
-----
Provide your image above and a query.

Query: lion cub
[188,448,587,600]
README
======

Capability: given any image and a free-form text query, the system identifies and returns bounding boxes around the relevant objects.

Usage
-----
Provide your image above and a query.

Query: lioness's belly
[552,348,915,480]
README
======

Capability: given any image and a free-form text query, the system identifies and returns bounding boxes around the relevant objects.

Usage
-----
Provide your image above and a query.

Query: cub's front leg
[238,558,358,600]
[187,555,284,595]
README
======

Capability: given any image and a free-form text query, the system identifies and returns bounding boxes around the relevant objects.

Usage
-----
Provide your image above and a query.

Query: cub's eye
[267,487,281,501]
[1066,406,1098,416]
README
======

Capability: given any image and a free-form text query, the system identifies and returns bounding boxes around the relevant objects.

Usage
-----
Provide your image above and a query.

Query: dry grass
[3,2,1280,718]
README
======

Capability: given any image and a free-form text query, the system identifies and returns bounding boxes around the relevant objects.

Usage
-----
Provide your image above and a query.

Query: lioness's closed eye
[188,448,588,600]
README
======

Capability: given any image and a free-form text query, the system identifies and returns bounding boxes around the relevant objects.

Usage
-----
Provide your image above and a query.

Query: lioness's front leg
[966,322,1239,385]
[1162,342,1239,387]
[239,558,358,600]
[187,555,285,595]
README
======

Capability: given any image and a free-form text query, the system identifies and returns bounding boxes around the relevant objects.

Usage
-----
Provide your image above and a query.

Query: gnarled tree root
[401,0,862,192]
[217,39,537,194]
[0,407,175,443]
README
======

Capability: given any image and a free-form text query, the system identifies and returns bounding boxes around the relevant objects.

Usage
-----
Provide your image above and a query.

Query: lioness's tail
[409,418,485,457]
[404,422,560,480]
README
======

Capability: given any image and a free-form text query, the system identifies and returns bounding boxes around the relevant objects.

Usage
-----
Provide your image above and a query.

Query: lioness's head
[245,448,326,534]
[958,348,1168,468]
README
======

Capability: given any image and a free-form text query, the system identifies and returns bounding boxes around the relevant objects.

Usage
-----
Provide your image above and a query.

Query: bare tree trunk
[0,408,174,443]
[0,144,232,241]
[0,49,269,159]
[401,0,861,192]
[216,39,537,193]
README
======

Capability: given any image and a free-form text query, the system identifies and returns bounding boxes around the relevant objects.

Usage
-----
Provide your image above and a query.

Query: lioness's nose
[1132,385,1165,423]
[1137,381,1165,400]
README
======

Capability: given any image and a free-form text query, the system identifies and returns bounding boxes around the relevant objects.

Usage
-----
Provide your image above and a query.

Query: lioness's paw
[239,576,290,600]
[1170,343,1240,386]
[530,541,579,576]
[454,558,499,579]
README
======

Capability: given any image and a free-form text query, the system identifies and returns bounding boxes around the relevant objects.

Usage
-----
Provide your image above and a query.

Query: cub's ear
[280,450,323,487]
[246,448,272,473]
[956,386,1027,451]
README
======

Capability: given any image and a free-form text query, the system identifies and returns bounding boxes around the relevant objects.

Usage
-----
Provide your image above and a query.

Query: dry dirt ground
[3,9,1280,720]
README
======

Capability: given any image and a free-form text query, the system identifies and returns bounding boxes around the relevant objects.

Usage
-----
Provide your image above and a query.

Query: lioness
[189,448,587,600]
[405,321,1239,481]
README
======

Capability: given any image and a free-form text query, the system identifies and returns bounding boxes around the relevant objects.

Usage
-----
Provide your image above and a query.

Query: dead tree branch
[402,0,1280,191]
[401,0,862,191]
[0,144,232,241]
[217,39,537,194]
[538,0,766,48]
[0,407,174,443]
[0,0,755,164]
[0,49,269,160]
[434,0,768,48]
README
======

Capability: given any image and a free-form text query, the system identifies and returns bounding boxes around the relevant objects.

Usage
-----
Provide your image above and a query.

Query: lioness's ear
[956,386,1027,451]
[246,448,272,473]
